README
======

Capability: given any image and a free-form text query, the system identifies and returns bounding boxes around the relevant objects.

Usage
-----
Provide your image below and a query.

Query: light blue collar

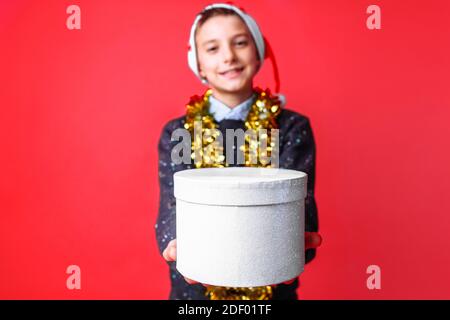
[208,93,255,122]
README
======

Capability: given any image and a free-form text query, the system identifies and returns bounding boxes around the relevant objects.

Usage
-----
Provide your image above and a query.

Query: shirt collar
[208,93,255,122]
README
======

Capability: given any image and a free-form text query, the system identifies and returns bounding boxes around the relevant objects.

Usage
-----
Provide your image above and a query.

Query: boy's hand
[162,239,205,286]
[162,232,322,286]
[305,231,322,250]
[162,239,177,262]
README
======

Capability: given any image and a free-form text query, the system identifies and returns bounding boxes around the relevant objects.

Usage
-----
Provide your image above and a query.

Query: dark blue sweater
[155,108,319,300]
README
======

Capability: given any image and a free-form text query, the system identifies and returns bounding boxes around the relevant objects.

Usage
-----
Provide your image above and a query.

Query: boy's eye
[235,40,248,47]
[207,47,218,52]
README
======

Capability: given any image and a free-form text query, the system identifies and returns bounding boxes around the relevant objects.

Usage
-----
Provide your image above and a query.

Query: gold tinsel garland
[184,87,281,168]
[183,87,282,300]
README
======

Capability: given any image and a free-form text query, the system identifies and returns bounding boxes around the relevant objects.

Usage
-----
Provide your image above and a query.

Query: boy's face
[195,15,260,97]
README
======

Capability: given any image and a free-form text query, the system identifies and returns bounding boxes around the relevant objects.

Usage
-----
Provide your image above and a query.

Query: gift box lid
[174,167,307,206]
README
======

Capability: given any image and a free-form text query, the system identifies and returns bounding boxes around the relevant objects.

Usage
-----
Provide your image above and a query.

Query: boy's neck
[211,87,254,109]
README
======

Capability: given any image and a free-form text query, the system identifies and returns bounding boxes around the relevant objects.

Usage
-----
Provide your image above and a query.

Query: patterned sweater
[155,107,319,300]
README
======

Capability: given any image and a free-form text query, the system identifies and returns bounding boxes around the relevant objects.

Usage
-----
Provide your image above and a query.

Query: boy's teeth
[223,68,241,75]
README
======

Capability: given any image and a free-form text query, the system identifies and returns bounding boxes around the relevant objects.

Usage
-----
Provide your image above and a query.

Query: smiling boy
[155,3,322,300]
[195,12,260,107]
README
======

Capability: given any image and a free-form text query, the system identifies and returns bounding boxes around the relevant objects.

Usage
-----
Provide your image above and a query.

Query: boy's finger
[162,247,169,260]
[184,276,209,287]
[283,278,296,285]
[168,239,177,247]
[168,245,177,261]
[305,232,322,250]
[162,245,176,262]
[162,248,172,261]
[184,277,199,285]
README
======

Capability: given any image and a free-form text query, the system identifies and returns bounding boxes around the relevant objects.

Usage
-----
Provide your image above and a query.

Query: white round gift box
[173,167,307,287]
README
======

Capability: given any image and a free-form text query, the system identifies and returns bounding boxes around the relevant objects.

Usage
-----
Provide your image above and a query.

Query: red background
[1,0,449,299]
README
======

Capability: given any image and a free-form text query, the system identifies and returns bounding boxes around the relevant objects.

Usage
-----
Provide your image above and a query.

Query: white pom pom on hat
[187,2,285,105]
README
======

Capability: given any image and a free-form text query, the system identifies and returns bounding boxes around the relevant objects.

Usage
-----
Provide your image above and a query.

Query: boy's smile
[195,15,260,107]
[219,66,244,79]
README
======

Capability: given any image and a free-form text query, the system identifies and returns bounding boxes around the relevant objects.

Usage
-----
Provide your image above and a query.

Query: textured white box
[174,167,307,287]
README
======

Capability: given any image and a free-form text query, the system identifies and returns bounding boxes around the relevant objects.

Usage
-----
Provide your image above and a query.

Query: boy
[156,3,321,300]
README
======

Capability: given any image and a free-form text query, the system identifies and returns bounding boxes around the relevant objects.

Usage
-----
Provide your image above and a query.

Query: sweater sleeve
[279,113,319,264]
[155,120,178,256]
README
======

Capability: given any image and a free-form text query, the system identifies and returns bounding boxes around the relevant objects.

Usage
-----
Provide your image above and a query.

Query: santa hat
[187,2,284,103]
